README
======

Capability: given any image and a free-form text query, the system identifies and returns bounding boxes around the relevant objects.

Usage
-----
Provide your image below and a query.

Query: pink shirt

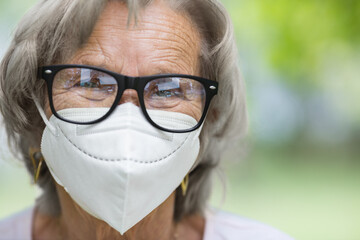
[0,207,293,240]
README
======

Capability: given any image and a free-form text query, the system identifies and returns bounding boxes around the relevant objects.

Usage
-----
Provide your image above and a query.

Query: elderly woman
[0,0,292,239]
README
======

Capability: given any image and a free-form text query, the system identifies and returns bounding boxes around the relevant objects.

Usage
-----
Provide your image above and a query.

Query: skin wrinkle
[135,39,194,66]
[134,25,197,51]
[37,1,205,240]
[49,0,202,120]
[131,24,197,52]
[131,25,199,72]
[96,2,197,52]
[70,2,199,76]
[71,22,199,75]
[94,37,111,65]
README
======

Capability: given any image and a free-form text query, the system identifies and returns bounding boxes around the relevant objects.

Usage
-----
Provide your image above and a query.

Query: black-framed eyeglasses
[39,64,218,133]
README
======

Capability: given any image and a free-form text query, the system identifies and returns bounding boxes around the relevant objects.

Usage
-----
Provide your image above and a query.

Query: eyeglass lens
[51,67,206,131]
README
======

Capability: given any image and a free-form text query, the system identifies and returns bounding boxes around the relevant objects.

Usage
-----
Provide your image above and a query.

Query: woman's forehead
[69,0,201,76]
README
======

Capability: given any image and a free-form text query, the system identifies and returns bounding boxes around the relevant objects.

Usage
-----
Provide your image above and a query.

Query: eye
[154,88,182,98]
[149,77,184,99]
[77,77,101,88]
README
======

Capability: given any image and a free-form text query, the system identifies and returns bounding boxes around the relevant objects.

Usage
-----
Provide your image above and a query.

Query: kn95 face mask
[37,102,202,234]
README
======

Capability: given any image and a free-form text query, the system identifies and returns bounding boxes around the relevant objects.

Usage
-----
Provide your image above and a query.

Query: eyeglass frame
[39,64,218,133]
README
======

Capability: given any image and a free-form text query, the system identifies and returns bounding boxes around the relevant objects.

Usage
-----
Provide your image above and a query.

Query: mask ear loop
[31,92,57,136]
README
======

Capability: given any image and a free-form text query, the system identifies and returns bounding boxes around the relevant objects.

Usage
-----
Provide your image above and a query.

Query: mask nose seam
[122,159,130,232]
[58,126,192,164]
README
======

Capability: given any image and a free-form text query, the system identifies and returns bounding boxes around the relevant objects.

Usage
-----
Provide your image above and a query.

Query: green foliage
[211,146,360,240]
[223,0,360,88]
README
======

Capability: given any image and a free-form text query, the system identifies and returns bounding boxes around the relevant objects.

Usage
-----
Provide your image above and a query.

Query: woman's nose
[118,89,140,106]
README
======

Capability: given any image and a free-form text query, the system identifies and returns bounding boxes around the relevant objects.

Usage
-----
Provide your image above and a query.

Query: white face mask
[37,102,201,234]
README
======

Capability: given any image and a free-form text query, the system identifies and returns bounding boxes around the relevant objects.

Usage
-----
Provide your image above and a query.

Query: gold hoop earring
[181,174,189,196]
[29,148,44,183]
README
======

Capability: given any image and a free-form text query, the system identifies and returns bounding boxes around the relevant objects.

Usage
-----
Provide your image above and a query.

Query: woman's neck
[33,185,204,240]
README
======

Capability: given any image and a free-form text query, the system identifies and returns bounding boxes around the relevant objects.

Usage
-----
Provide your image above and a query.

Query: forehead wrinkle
[152,59,197,75]
[131,35,197,66]
[127,3,201,62]
[98,11,199,53]
[130,22,200,75]
[131,29,198,60]
[155,47,197,73]
[138,19,199,50]
[66,0,201,76]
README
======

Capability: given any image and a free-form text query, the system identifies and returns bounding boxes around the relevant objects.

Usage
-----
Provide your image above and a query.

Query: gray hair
[0,0,247,221]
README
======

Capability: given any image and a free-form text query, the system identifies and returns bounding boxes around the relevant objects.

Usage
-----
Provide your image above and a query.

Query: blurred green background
[0,0,359,239]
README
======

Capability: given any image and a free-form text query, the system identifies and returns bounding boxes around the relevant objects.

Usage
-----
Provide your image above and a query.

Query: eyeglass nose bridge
[113,72,140,90]
[113,75,142,107]
[122,76,138,90]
